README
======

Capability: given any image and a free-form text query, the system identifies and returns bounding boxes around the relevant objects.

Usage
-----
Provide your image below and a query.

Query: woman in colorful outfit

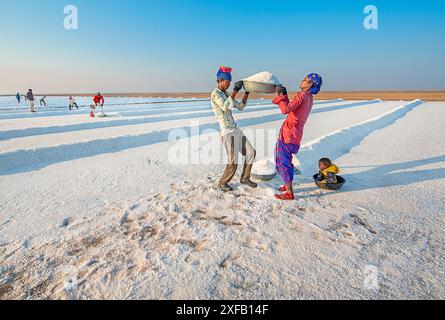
[273,73,323,200]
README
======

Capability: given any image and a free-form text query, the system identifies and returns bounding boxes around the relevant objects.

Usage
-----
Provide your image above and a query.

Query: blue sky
[0,0,444,93]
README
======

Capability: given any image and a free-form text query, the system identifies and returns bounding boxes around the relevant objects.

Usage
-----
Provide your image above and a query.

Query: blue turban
[217,66,232,82]
[307,73,322,95]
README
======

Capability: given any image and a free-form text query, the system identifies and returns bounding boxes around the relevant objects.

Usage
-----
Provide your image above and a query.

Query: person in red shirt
[273,73,323,200]
[93,93,104,107]
[91,92,105,117]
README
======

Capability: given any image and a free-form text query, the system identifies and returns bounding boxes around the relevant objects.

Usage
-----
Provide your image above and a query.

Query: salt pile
[252,158,276,176]
[242,71,281,85]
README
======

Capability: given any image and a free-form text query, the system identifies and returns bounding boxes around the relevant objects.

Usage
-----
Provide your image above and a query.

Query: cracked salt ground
[1,98,444,299]
[0,177,316,298]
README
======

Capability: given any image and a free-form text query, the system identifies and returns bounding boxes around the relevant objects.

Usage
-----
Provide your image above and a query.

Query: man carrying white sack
[211,66,257,193]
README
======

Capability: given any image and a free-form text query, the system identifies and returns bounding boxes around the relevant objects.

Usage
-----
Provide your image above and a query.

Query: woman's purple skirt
[275,140,300,184]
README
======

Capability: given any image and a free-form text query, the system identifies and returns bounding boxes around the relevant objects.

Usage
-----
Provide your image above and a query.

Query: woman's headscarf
[307,73,323,95]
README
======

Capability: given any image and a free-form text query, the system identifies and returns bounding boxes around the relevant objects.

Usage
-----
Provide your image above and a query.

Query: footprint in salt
[60,217,72,228]
[263,187,276,198]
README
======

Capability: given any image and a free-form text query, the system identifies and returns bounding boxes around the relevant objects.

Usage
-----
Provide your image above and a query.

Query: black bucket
[313,174,346,191]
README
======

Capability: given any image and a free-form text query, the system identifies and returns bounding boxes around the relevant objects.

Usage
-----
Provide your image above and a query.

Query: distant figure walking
[26,89,35,112]
[39,96,47,107]
[69,96,79,110]
[91,92,104,117]
[16,93,21,103]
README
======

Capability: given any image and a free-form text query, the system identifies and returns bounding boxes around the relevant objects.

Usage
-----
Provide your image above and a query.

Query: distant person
[39,96,47,106]
[16,93,21,103]
[273,73,323,200]
[91,92,104,117]
[26,89,35,112]
[93,92,104,108]
[69,96,79,110]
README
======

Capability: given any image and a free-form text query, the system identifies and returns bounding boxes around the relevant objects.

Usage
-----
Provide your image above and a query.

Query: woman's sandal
[274,192,295,201]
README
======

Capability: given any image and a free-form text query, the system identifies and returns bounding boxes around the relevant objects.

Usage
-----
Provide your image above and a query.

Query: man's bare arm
[242,92,249,105]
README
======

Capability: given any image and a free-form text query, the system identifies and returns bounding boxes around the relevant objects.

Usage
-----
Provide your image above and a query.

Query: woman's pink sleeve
[273,93,304,114]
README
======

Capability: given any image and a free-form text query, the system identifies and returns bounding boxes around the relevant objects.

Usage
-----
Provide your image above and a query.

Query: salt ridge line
[0,97,343,112]
[0,99,350,132]
[0,99,345,124]
[0,102,277,126]
[0,106,286,169]
[0,105,279,142]
[0,98,208,111]
[0,98,343,113]
[0,101,394,175]
[0,100,385,157]
[0,100,379,142]
[0,100,372,129]
[0,99,343,120]
[298,99,424,174]
[0,98,211,114]
[0,101,212,120]
[0,102,281,135]
[0,100,269,120]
